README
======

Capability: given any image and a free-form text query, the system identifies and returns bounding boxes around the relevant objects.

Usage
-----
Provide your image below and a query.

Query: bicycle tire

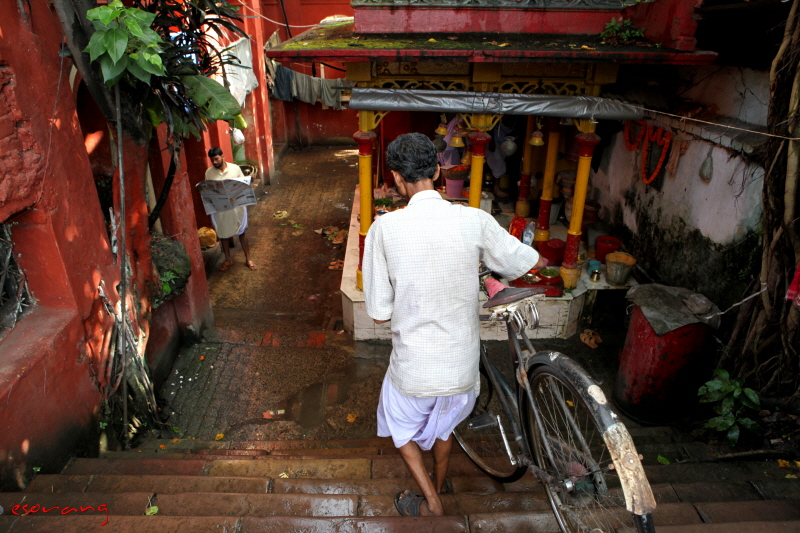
[521,353,656,533]
[454,351,528,483]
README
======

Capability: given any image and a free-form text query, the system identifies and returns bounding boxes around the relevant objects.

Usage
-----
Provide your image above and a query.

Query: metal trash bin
[613,284,720,424]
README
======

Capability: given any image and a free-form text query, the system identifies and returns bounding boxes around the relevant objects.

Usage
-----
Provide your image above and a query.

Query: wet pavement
[159,146,392,443]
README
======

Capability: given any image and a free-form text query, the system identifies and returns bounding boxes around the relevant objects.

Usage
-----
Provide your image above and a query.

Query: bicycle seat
[483,286,546,308]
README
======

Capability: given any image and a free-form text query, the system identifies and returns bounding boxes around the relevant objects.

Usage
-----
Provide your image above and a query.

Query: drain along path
[158,146,388,443]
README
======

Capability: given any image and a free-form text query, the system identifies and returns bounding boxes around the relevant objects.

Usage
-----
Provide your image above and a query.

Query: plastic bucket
[596,236,622,263]
[445,178,465,198]
[537,238,565,266]
[605,252,636,285]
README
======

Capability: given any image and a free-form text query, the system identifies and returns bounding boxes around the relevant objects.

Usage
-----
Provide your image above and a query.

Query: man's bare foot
[246,260,257,271]
[218,260,233,272]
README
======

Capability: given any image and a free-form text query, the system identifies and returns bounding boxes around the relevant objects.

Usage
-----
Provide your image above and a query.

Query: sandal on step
[218,260,233,273]
[394,490,426,517]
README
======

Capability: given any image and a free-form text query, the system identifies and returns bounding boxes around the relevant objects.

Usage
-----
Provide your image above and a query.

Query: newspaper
[196,177,256,215]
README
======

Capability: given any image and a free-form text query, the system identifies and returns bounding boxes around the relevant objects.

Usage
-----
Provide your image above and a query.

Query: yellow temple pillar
[353,110,381,291]
[534,118,562,244]
[560,119,600,289]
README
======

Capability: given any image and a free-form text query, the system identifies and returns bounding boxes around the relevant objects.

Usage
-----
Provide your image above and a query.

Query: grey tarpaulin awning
[625,284,721,336]
[348,88,644,120]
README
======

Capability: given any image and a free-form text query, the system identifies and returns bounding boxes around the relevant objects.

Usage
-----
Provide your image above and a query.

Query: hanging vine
[720,0,800,404]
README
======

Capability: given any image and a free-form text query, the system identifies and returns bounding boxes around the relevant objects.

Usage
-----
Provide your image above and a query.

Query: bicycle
[453,269,656,533]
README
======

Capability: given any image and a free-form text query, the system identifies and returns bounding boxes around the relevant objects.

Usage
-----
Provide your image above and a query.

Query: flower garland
[623,120,647,151]
[641,125,672,184]
[508,215,527,240]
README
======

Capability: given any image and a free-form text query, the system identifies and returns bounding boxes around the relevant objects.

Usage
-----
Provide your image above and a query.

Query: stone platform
[338,186,637,341]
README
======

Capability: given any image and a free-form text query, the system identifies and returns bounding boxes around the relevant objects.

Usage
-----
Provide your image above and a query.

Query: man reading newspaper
[203,147,257,272]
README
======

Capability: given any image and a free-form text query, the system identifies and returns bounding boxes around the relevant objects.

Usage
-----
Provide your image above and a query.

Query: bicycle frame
[494,302,656,517]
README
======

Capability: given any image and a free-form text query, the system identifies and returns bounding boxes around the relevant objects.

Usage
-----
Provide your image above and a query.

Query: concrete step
[622,522,800,533]
[643,461,797,485]
[267,447,381,456]
[469,502,702,532]
[62,457,374,479]
[360,492,553,516]
[0,515,468,533]
[192,449,269,456]
[271,476,509,496]
[63,458,210,476]
[11,492,348,518]
[26,475,270,494]
[693,499,800,523]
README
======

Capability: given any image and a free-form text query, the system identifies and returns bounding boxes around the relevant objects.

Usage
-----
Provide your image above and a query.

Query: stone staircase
[2,428,800,532]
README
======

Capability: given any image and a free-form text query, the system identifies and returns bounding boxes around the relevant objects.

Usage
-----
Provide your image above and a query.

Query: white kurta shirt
[363,190,539,397]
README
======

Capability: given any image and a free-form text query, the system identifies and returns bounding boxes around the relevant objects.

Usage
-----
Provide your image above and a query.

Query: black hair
[386,133,438,183]
[208,147,223,158]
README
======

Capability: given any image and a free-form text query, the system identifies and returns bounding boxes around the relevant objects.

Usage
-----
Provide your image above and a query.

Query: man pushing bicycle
[363,133,546,517]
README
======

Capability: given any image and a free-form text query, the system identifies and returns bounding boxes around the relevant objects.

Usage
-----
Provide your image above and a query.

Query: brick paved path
[159,146,389,442]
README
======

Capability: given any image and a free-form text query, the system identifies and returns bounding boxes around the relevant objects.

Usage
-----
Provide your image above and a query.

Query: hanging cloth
[291,71,322,105]
[272,65,294,102]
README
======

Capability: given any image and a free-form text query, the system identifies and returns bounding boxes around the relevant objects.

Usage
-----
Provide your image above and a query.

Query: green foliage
[374,197,394,207]
[656,454,670,465]
[85,0,166,86]
[698,369,761,446]
[600,18,645,44]
[84,0,245,140]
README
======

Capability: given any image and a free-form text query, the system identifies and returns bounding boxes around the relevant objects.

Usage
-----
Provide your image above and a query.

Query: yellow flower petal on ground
[215,433,225,441]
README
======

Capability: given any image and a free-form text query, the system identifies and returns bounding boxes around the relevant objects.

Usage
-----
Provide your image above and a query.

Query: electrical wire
[233,2,319,30]
[631,104,799,141]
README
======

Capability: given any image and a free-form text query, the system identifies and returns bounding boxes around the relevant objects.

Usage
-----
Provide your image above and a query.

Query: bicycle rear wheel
[454,351,527,483]
[522,356,656,533]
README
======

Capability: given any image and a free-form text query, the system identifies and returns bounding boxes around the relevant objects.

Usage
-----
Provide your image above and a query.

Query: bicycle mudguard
[483,286,546,308]
[524,351,657,516]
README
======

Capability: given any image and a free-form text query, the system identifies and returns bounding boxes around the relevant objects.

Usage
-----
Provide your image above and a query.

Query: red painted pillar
[113,137,155,341]
[148,135,214,336]
[183,136,214,230]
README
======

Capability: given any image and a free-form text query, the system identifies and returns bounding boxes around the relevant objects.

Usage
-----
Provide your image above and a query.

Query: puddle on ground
[263,358,381,428]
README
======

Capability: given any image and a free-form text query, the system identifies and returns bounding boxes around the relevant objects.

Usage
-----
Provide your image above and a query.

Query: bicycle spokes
[528,369,646,533]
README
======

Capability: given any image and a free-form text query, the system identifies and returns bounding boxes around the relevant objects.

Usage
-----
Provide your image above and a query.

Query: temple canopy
[349,88,644,120]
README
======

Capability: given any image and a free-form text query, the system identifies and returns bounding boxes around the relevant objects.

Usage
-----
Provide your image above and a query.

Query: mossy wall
[591,131,763,310]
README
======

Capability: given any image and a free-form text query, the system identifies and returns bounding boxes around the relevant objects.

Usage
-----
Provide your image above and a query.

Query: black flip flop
[394,490,426,516]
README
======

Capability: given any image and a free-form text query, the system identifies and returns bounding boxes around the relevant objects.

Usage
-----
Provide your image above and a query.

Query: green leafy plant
[698,369,761,446]
[600,18,645,45]
[85,1,166,86]
[374,197,395,208]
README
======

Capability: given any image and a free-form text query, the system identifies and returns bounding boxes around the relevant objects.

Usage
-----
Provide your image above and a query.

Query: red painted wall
[352,1,701,51]
[0,0,210,489]
[354,7,624,35]
[279,62,358,147]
